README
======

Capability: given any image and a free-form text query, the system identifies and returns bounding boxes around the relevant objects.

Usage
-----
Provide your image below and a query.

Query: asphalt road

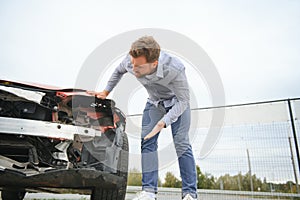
[17,192,291,200]
[0,191,295,200]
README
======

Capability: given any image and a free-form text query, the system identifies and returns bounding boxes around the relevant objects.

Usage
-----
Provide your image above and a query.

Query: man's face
[131,56,158,78]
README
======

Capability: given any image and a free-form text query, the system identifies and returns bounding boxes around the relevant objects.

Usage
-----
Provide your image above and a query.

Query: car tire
[116,132,129,199]
[91,132,129,200]
[1,189,26,200]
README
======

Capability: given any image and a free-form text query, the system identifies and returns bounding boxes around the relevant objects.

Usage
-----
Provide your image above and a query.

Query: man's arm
[144,120,166,140]
[161,70,190,127]
[144,69,190,140]
[87,90,110,99]
[87,55,130,99]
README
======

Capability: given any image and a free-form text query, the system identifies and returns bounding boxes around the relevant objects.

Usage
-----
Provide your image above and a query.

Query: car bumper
[0,168,125,190]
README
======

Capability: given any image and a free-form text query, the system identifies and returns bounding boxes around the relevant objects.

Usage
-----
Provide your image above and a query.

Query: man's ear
[153,60,158,67]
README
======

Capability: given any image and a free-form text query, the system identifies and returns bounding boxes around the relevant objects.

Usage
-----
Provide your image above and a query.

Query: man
[90,36,197,200]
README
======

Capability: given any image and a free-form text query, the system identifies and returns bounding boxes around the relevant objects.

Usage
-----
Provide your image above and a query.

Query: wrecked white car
[0,80,128,200]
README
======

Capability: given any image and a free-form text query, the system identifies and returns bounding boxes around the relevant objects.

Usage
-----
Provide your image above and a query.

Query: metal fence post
[247,149,254,192]
[287,99,300,181]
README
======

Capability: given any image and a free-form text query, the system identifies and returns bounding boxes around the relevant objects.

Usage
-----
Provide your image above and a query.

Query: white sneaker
[183,193,197,200]
[133,191,156,200]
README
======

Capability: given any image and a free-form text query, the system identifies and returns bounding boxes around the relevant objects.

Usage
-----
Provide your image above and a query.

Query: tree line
[127,165,299,194]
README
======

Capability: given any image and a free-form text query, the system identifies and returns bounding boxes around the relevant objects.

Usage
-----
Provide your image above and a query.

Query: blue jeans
[141,102,197,198]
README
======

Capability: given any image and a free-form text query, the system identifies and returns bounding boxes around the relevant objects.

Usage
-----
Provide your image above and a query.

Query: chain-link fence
[126,98,300,196]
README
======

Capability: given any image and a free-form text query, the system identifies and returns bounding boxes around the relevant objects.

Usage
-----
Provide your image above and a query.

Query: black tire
[91,132,129,200]
[91,188,118,200]
[1,189,26,200]
[116,132,129,199]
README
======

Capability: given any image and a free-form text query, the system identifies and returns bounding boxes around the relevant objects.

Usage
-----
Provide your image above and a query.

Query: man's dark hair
[129,36,161,63]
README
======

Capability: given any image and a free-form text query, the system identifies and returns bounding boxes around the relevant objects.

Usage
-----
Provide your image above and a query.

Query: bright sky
[0,0,299,106]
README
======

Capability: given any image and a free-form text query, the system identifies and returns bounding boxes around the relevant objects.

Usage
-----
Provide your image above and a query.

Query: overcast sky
[1,0,300,184]
[0,0,299,107]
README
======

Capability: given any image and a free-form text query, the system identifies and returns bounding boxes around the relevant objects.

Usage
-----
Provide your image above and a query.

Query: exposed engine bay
[0,80,128,200]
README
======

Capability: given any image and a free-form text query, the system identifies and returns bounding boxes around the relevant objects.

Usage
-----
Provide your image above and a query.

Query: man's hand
[144,121,166,140]
[87,90,110,99]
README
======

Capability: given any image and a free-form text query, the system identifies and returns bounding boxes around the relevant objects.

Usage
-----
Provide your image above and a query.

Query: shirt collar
[156,63,164,78]
[156,51,164,78]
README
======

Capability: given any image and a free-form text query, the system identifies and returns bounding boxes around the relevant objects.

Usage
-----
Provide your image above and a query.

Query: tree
[127,168,142,186]
[216,174,240,190]
[196,165,216,189]
[127,168,162,187]
[163,172,182,188]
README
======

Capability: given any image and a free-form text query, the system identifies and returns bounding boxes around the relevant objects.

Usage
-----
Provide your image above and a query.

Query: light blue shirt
[105,51,190,127]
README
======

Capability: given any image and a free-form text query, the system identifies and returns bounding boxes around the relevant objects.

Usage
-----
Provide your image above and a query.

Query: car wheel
[1,189,26,200]
[91,132,129,200]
